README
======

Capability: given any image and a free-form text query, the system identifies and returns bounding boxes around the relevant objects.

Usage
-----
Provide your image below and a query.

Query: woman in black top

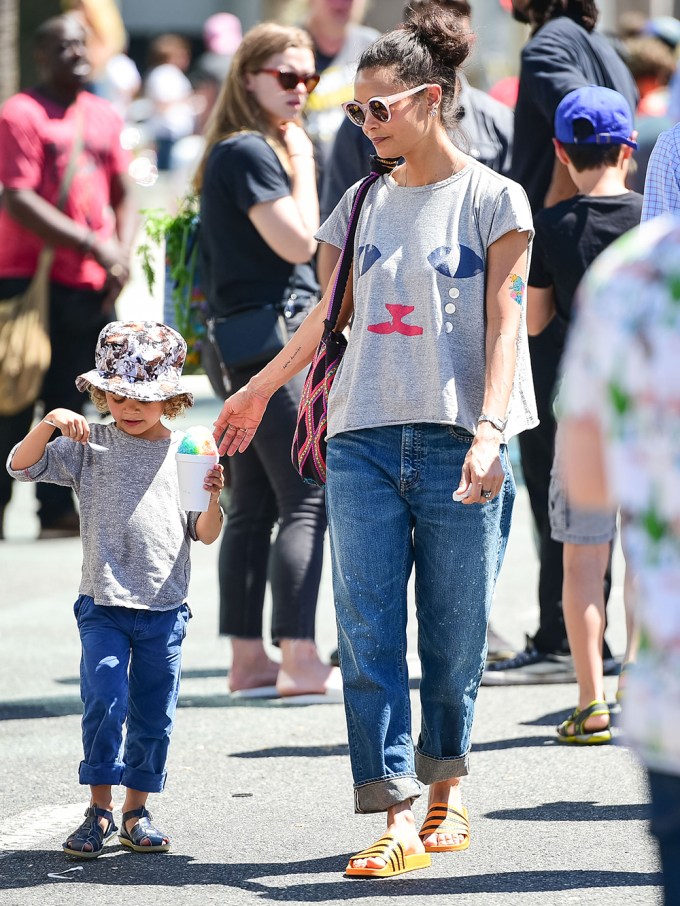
[195,22,336,697]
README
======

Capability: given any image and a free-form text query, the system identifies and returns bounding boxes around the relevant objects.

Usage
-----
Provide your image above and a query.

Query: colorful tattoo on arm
[509,273,525,305]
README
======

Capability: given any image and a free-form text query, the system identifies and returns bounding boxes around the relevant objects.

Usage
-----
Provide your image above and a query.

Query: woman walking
[195,23,337,697]
[214,5,536,876]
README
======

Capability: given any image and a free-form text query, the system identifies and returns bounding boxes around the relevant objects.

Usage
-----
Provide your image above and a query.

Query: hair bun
[405,6,470,70]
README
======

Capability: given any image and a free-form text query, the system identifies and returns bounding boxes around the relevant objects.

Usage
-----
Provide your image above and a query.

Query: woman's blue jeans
[74,595,190,793]
[325,424,515,813]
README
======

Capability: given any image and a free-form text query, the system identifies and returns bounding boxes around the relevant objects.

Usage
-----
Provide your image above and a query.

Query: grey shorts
[549,454,617,546]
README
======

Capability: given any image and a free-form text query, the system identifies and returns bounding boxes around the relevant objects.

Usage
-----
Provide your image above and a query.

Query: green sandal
[557,700,612,745]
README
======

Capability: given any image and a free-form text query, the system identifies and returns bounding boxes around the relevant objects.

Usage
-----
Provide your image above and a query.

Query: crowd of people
[3,0,680,898]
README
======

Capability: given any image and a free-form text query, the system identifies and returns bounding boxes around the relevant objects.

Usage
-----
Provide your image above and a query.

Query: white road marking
[0,803,87,851]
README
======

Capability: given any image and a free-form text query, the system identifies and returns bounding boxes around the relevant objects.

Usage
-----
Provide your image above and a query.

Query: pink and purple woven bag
[291,157,397,486]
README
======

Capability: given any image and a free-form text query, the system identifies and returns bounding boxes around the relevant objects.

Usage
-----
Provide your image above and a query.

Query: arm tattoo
[509,274,525,305]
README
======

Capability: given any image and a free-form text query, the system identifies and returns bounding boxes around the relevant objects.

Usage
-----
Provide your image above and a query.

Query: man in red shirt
[0,14,135,539]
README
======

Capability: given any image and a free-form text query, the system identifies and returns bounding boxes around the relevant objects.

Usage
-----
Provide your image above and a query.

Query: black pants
[649,769,680,905]
[519,318,611,655]
[216,321,327,643]
[0,279,108,526]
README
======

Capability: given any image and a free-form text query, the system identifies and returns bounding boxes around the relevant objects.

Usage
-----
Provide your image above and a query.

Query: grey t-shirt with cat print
[316,162,538,441]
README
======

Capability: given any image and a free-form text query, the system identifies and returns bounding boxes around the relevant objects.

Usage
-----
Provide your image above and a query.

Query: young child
[526,86,643,744]
[7,320,224,856]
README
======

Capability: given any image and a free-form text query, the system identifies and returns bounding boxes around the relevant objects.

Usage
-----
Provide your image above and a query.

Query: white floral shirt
[561,214,680,775]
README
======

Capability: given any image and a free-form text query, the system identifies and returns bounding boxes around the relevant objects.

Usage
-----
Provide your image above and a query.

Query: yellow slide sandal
[345,833,431,878]
[419,803,470,852]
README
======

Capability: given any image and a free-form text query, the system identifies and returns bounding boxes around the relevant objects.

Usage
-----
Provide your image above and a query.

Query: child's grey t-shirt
[8,423,200,611]
[316,162,538,441]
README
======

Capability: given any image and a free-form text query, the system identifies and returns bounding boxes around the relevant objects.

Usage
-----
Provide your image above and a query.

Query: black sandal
[119,806,171,853]
[63,805,118,859]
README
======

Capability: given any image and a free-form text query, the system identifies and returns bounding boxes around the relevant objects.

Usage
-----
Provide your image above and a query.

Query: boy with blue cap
[526,86,642,743]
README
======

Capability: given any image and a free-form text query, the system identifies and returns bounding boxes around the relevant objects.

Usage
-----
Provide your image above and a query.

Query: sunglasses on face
[255,68,321,93]
[342,84,431,127]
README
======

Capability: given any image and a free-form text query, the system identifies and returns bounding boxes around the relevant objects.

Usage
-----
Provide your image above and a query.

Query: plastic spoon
[43,419,108,452]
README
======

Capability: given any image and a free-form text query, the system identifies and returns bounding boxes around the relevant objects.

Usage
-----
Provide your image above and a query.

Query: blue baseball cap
[554,86,638,150]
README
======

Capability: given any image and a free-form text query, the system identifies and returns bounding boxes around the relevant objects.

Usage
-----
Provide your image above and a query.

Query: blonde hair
[89,387,193,419]
[193,21,313,193]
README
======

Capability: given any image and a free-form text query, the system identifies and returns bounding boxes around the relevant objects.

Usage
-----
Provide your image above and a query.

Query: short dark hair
[33,14,79,49]
[559,143,622,171]
[528,0,599,34]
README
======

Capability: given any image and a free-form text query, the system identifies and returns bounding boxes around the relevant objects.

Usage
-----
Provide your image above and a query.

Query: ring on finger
[482,489,493,499]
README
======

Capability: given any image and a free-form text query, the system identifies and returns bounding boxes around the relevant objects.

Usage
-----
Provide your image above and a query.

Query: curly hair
[529,0,599,33]
[89,387,193,419]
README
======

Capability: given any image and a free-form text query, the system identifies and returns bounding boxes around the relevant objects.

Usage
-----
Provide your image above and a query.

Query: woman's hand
[44,409,91,445]
[457,427,505,505]
[280,121,314,159]
[213,384,270,456]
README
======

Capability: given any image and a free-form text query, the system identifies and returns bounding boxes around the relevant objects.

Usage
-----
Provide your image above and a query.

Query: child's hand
[204,464,225,502]
[44,409,90,445]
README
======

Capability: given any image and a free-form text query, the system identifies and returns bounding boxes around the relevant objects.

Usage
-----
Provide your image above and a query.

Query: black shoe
[481,635,576,686]
[38,511,80,540]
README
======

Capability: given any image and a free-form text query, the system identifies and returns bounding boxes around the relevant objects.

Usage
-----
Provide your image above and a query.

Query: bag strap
[56,108,85,213]
[324,155,398,332]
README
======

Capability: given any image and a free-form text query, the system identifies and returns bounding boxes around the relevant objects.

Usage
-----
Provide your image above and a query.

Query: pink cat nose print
[367,304,424,336]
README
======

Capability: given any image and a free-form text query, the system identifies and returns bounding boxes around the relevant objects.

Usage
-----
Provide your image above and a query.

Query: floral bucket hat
[76,320,194,404]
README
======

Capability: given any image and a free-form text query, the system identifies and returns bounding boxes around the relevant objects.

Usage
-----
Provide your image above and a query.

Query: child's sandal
[119,806,171,853]
[63,805,118,859]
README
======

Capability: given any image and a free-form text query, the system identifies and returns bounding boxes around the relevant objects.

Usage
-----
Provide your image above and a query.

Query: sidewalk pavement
[1,379,662,905]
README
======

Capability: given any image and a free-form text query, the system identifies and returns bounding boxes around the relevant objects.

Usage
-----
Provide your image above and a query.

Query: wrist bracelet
[290,153,314,159]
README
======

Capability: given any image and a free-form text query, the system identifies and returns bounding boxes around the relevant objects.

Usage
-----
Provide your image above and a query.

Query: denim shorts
[549,424,617,545]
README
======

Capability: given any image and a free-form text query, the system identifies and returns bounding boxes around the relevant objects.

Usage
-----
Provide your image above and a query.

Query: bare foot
[349,801,425,871]
[276,639,342,697]
[421,779,468,850]
[228,638,279,692]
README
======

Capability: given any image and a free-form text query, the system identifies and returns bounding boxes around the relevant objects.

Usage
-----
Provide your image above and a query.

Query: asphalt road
[0,378,662,906]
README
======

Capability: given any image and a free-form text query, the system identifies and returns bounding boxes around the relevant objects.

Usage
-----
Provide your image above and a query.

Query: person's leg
[413,426,515,846]
[246,369,329,694]
[0,404,34,535]
[38,285,109,532]
[648,769,680,904]
[218,431,280,691]
[63,595,129,853]
[120,604,190,848]
[0,277,36,534]
[562,541,611,728]
[519,322,566,653]
[326,426,425,869]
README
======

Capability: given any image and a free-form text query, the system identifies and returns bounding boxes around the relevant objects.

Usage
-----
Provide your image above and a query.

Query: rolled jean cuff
[415,748,470,784]
[353,774,423,814]
[121,766,167,794]
[78,760,124,787]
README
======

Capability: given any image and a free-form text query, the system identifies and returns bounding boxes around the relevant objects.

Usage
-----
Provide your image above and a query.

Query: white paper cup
[175,452,218,512]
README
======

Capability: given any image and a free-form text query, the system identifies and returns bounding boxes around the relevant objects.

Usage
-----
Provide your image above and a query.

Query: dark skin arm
[4,171,135,311]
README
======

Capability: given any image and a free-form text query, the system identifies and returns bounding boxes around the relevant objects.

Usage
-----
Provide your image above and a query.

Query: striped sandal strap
[351,834,407,872]
[557,700,610,737]
[419,803,470,839]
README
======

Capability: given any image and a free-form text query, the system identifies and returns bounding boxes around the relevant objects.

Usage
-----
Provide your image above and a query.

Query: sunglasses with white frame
[342,83,435,127]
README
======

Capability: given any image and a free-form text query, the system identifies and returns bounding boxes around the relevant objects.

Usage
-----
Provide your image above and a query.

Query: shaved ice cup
[176,452,219,511]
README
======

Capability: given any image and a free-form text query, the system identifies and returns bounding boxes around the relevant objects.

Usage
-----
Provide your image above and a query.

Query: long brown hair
[193,22,313,192]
